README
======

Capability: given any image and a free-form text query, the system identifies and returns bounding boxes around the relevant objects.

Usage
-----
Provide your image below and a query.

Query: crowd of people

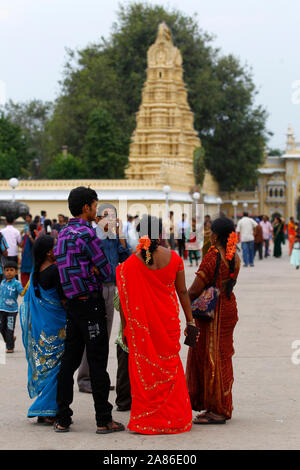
[0,189,298,435]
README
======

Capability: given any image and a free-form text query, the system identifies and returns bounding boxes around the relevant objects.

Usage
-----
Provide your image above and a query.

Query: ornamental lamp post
[192,191,200,221]
[232,200,238,225]
[253,203,258,217]
[243,202,248,213]
[163,184,171,231]
[9,177,19,201]
[216,197,222,217]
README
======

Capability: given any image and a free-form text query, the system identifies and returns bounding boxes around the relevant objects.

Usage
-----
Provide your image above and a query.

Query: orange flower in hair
[226,232,238,261]
[136,235,152,264]
[136,235,151,252]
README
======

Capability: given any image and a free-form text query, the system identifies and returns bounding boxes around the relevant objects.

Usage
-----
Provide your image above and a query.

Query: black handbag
[191,251,221,321]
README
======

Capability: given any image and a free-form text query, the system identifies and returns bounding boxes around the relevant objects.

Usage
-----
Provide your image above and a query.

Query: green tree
[193,147,206,186]
[83,108,129,178]
[202,55,268,191]
[47,2,268,188]
[0,114,31,178]
[2,99,53,177]
[268,148,283,157]
[47,152,85,179]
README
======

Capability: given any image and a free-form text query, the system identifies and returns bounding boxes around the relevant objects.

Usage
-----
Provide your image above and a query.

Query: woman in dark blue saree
[20,235,66,424]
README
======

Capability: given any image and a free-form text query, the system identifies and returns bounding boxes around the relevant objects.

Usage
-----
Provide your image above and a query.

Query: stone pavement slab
[1,244,300,450]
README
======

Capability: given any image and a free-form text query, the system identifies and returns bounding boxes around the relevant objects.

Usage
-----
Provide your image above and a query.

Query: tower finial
[157,23,171,42]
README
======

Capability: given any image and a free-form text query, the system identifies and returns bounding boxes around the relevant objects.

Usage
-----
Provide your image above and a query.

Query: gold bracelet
[187,320,196,326]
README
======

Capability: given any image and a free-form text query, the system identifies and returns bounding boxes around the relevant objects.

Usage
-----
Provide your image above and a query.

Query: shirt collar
[69,218,92,228]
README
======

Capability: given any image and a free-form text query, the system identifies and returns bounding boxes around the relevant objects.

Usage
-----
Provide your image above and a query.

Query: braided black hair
[211,217,236,300]
[32,235,55,298]
[136,215,163,265]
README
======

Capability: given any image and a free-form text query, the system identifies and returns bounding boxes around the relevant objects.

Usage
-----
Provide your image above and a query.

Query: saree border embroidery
[119,263,179,392]
[196,270,209,283]
[132,420,192,434]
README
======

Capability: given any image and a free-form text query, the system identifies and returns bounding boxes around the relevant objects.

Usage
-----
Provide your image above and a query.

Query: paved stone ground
[1,243,300,450]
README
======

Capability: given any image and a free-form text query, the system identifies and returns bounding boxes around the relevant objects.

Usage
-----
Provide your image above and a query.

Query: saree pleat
[116,251,192,434]
[20,279,66,417]
[186,250,239,419]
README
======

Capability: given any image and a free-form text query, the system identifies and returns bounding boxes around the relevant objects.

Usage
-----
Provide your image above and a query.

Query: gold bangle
[187,320,195,326]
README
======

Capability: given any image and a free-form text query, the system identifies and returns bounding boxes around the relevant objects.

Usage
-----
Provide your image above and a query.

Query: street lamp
[163,184,171,226]
[9,177,19,201]
[216,197,222,216]
[232,200,238,225]
[192,191,200,221]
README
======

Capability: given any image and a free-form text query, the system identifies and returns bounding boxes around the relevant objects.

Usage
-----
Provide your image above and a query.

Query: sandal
[193,412,226,425]
[96,421,125,434]
[54,422,70,433]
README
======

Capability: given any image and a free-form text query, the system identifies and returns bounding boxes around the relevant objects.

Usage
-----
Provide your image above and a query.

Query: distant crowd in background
[1,187,300,435]
[0,209,298,289]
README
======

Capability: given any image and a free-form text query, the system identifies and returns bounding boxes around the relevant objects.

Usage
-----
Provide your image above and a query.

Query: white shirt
[236,217,257,242]
[1,225,21,256]
[260,220,273,240]
[177,220,190,237]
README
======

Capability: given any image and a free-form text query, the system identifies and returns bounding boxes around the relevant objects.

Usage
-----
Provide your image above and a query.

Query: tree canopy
[1,2,269,189]
[0,114,32,179]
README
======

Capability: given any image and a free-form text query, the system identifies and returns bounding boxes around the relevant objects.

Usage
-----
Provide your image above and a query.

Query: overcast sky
[0,0,300,150]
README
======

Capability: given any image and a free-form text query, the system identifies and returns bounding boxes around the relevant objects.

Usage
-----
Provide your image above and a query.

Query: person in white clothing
[1,215,22,277]
[177,213,191,259]
[236,212,257,267]
[260,215,273,257]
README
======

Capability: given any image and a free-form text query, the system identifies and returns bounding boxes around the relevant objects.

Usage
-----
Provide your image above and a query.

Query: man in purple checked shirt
[54,186,125,434]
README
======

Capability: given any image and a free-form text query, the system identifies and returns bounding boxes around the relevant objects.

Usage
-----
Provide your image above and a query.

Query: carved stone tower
[126,23,201,190]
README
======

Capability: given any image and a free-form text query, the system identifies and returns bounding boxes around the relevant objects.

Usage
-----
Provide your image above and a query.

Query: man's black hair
[4,260,18,270]
[41,210,47,216]
[243,212,248,217]
[6,215,14,224]
[68,186,98,217]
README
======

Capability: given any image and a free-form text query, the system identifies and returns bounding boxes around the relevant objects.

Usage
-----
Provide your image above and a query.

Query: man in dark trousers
[54,186,125,434]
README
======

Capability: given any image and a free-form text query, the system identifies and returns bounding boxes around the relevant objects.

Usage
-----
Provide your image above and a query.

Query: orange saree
[288,222,296,256]
[116,251,192,435]
[185,249,240,419]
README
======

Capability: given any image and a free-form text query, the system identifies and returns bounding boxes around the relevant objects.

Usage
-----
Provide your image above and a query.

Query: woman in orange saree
[116,215,194,435]
[288,217,297,256]
[186,217,240,424]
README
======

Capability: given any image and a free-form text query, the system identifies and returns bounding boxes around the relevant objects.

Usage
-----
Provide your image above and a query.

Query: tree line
[0,2,274,191]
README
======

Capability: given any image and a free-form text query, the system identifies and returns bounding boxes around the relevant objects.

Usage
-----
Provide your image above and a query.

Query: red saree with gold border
[116,251,192,435]
[185,249,240,419]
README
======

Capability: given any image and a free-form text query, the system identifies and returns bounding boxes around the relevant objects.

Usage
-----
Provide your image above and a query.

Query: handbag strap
[212,250,221,287]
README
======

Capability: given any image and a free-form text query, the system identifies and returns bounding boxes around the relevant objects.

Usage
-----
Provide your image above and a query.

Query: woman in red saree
[116,215,194,435]
[288,217,297,256]
[186,217,240,424]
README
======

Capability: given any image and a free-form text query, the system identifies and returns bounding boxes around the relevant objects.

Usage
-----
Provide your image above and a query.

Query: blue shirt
[95,227,130,283]
[0,233,9,275]
[0,278,24,313]
[55,218,111,299]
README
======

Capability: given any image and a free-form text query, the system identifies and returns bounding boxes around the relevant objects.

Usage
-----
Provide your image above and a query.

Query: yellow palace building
[220,127,300,221]
[0,24,219,222]
[0,24,297,223]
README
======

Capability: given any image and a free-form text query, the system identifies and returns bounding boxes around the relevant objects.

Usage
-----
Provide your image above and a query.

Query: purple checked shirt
[55,218,111,299]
